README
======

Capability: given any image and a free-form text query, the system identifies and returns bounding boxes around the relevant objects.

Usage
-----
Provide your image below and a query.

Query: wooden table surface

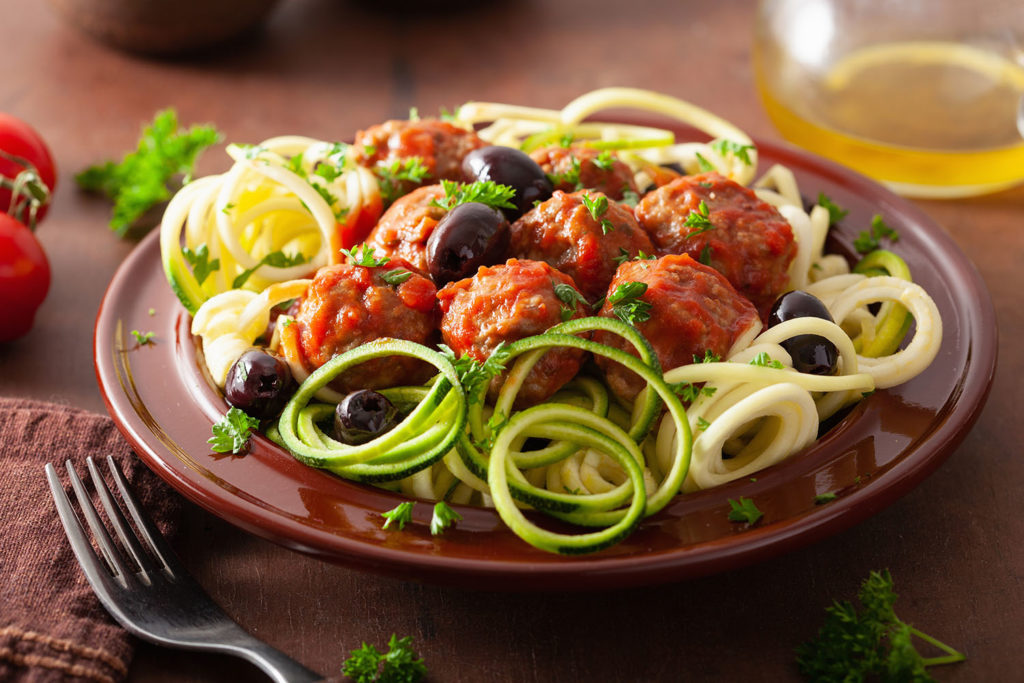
[3,1,1021,680]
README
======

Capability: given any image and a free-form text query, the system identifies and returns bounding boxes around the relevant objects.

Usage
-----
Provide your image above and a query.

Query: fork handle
[218,632,324,682]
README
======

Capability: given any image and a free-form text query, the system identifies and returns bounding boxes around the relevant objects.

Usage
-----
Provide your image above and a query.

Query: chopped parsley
[439,342,510,404]
[430,502,462,535]
[727,496,763,524]
[430,179,516,212]
[683,200,715,237]
[557,132,575,148]
[342,244,390,268]
[381,268,413,286]
[373,157,430,205]
[694,350,721,363]
[607,281,652,326]
[817,192,849,225]
[814,492,838,505]
[182,243,220,286]
[76,108,222,236]
[232,250,309,289]
[580,192,614,234]
[749,351,785,369]
[546,155,582,189]
[854,215,900,254]
[553,282,589,321]
[439,106,460,121]
[796,570,965,681]
[710,139,755,166]
[620,188,640,207]
[612,247,631,266]
[698,243,713,265]
[671,382,717,403]
[694,152,715,172]
[696,416,711,432]
[591,150,616,171]
[130,330,155,346]
[381,502,415,530]
[208,407,259,454]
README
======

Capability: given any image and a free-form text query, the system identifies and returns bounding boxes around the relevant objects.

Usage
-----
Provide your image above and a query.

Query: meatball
[437,259,588,406]
[530,145,638,200]
[509,190,655,302]
[352,118,485,192]
[364,184,447,276]
[293,262,438,392]
[635,171,796,315]
[594,254,760,402]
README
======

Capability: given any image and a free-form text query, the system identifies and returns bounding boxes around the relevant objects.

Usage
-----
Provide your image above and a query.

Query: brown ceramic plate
[94,135,996,591]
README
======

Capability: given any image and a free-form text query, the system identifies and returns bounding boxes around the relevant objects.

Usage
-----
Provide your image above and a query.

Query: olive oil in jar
[756,41,1024,198]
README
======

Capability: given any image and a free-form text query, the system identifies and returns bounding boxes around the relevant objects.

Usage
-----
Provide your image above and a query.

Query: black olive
[462,146,553,219]
[426,201,510,286]
[767,290,839,375]
[334,390,398,445]
[224,349,294,419]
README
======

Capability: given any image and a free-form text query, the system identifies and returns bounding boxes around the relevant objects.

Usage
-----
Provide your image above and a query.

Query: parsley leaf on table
[76,109,221,236]
[341,633,427,683]
[796,569,965,682]
[381,502,415,531]
[130,330,155,346]
[208,407,259,454]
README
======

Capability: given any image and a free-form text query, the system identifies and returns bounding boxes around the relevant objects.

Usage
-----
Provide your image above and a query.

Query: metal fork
[46,456,323,682]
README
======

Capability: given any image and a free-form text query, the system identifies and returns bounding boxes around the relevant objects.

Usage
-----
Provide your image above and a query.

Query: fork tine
[64,459,133,584]
[45,463,119,592]
[86,456,155,577]
[105,455,182,575]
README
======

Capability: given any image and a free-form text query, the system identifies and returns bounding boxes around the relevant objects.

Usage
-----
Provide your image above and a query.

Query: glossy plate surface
[94,134,997,591]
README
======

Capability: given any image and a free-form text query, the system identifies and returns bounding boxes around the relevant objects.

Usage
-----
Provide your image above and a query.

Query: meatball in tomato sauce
[437,259,588,406]
[635,172,796,315]
[594,254,761,402]
[291,261,438,393]
[352,118,484,191]
[530,145,638,200]
[364,184,447,277]
[510,190,655,302]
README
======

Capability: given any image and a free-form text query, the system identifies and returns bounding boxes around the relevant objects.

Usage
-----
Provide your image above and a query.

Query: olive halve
[334,390,399,445]
[462,145,553,219]
[426,201,510,286]
[767,290,839,375]
[224,349,294,419]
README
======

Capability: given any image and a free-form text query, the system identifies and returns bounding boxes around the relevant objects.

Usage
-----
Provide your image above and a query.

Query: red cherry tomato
[0,113,56,223]
[0,213,51,342]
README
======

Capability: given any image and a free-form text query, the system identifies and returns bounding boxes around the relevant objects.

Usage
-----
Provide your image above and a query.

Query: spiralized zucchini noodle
[164,88,944,555]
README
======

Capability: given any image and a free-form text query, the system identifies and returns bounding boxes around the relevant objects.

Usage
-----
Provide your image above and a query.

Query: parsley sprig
[232,250,309,289]
[817,192,849,225]
[581,192,614,234]
[381,502,414,530]
[183,243,220,286]
[341,633,427,683]
[373,157,430,205]
[710,139,755,166]
[381,268,412,286]
[854,215,900,254]
[796,570,965,681]
[209,407,260,454]
[683,200,715,237]
[607,281,652,326]
[430,179,516,212]
[553,282,589,321]
[439,342,511,404]
[76,109,222,236]
[546,155,582,189]
[342,244,390,268]
[130,330,155,346]
[749,351,785,369]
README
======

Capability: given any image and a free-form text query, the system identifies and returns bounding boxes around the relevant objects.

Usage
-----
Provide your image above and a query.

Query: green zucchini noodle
[162,88,946,554]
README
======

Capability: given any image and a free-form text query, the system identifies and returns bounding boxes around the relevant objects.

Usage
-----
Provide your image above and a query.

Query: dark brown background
[2,0,1021,680]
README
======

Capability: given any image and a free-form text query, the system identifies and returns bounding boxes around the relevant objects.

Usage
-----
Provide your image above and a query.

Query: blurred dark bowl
[47,0,281,56]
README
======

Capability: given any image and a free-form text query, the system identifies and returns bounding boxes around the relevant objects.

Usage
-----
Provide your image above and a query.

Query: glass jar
[754,0,1024,198]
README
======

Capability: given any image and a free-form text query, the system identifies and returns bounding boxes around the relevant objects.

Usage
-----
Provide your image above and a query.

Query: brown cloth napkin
[0,397,182,682]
